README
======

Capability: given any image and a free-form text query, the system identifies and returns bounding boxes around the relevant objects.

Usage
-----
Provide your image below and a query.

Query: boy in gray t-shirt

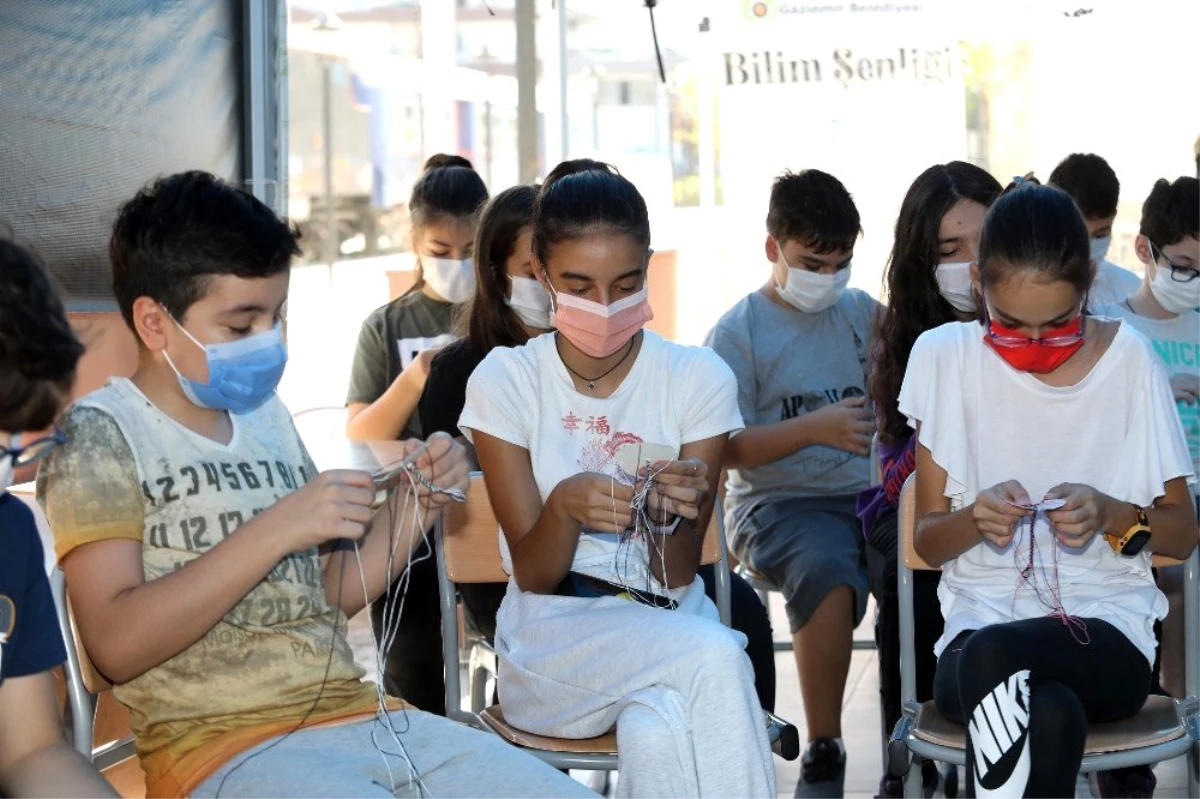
[706,169,878,798]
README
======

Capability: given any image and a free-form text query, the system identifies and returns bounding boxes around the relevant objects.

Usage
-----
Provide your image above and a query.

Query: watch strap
[1105,504,1151,555]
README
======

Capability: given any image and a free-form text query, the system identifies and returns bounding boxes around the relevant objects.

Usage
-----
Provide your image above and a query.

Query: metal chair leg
[467,641,496,715]
[902,755,923,799]
[1188,738,1198,798]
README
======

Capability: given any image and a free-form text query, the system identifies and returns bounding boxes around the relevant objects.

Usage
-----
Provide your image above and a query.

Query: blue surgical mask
[163,317,287,414]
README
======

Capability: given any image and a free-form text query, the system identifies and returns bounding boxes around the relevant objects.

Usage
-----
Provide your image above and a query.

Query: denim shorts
[732,493,868,633]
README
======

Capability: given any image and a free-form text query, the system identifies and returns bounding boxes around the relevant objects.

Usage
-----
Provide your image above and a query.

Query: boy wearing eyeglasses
[0,240,118,797]
[1096,176,1198,778]
[1097,176,1200,506]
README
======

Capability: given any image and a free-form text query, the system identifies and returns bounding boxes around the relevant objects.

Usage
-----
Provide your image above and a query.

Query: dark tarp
[0,0,241,309]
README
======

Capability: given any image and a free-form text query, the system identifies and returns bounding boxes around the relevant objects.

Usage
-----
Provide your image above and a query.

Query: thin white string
[613,459,674,599]
[216,452,459,799]
[356,455,464,798]
[358,473,426,796]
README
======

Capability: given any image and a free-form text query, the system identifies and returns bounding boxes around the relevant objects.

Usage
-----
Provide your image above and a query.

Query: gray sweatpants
[190,709,596,798]
[494,577,776,799]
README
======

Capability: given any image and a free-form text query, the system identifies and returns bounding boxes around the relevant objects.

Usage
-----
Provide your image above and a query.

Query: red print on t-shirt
[586,416,610,435]
[577,429,644,480]
[562,412,582,433]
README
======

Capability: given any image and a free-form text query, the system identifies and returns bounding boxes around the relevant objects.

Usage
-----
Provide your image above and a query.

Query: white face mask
[422,256,475,304]
[775,246,850,313]
[1147,246,1200,315]
[0,434,19,491]
[506,275,553,330]
[1089,236,1112,262]
[935,261,976,313]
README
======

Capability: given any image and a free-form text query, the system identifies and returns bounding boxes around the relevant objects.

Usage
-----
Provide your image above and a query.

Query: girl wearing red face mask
[460,160,775,798]
[900,179,1198,798]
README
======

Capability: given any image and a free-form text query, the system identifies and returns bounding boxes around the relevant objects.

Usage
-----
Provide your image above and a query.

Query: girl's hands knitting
[641,459,709,523]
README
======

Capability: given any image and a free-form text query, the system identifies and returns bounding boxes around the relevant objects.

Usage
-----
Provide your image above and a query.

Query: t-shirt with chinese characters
[0,492,67,689]
[1097,303,1200,499]
[705,288,879,533]
[37,379,380,798]
[346,289,455,441]
[458,330,744,590]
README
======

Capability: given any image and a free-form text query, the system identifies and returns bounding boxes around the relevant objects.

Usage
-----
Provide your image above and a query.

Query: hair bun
[1001,172,1041,196]
[424,153,475,173]
[541,159,618,193]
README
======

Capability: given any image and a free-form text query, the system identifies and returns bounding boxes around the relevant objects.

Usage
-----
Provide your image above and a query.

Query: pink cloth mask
[552,287,654,358]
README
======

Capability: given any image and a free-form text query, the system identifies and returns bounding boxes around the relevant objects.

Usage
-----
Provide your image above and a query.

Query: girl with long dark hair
[859,161,1002,796]
[345,154,488,444]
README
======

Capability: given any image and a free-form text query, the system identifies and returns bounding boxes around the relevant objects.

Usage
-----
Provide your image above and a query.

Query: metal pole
[322,57,336,271]
[274,0,290,218]
[243,0,268,206]
[558,0,568,157]
[516,0,538,183]
[484,96,494,187]
[698,21,717,210]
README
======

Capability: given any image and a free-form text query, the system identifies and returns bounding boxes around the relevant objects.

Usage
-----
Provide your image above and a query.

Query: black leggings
[933,618,1150,798]
[373,541,777,715]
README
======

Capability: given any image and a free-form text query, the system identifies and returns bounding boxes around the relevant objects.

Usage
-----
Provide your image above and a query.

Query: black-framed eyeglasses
[1149,240,1200,284]
[2,427,66,467]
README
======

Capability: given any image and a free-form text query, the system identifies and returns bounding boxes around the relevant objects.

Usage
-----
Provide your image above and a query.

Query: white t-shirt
[459,330,744,589]
[898,320,1194,665]
[1097,304,1200,498]
[1090,260,1142,306]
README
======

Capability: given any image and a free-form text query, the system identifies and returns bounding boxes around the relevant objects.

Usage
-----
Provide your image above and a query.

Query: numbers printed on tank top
[147,509,269,551]
[140,458,310,553]
[142,459,304,506]
[228,590,320,628]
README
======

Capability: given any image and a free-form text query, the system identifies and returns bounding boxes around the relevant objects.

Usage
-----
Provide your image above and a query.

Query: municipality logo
[746,1,773,19]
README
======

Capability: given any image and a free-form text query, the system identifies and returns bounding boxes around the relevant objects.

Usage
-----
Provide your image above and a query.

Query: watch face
[1122,530,1152,557]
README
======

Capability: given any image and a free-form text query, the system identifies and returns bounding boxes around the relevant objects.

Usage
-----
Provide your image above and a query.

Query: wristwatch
[1105,505,1152,556]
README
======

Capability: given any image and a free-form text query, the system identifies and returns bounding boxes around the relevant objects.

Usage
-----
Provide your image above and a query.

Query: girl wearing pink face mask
[460,160,775,798]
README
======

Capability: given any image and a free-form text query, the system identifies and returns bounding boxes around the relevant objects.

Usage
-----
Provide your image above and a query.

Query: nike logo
[969,669,1032,798]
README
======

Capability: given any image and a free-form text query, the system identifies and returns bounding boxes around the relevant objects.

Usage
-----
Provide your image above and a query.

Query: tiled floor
[348,592,1191,799]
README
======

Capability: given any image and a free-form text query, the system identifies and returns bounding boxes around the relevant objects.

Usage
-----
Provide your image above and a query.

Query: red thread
[1011,510,1090,646]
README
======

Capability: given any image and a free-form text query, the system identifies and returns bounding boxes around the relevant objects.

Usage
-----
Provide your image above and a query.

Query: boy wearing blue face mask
[0,240,117,798]
[36,172,590,799]
[1048,153,1141,306]
[705,169,878,798]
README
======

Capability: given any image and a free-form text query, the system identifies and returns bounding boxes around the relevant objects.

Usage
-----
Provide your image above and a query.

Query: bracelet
[648,516,683,536]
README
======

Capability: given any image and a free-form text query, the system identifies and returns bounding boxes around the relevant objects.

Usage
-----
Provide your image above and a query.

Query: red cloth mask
[984,315,1085,374]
